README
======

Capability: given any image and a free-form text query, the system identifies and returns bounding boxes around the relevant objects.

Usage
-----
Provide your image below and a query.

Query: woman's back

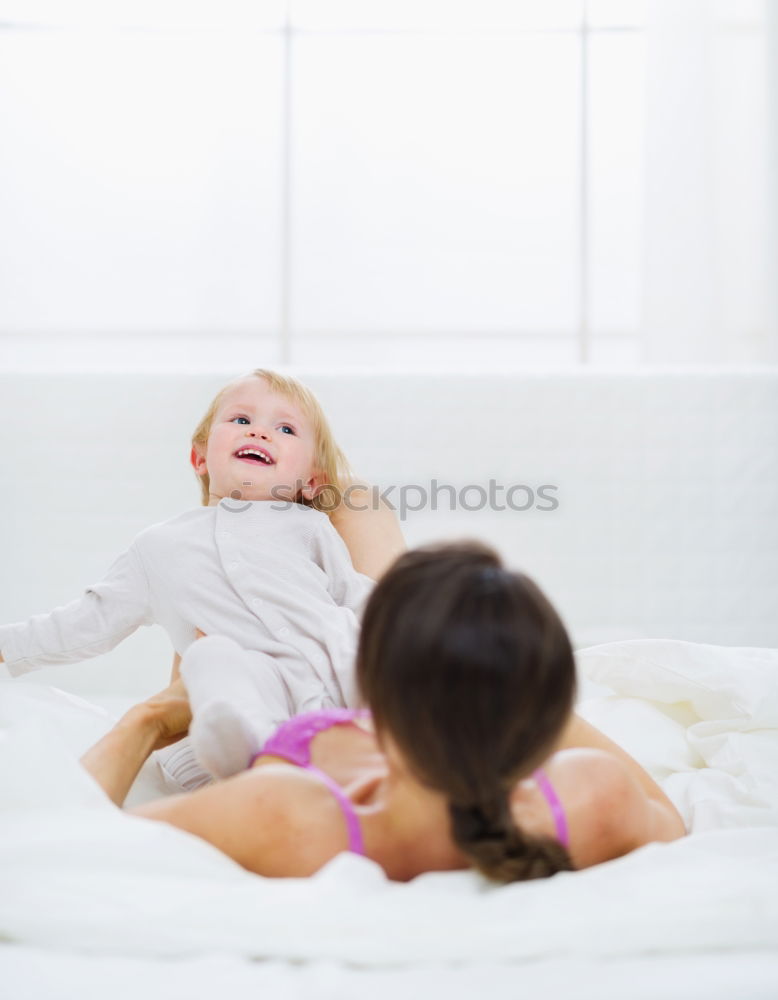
[133,712,680,881]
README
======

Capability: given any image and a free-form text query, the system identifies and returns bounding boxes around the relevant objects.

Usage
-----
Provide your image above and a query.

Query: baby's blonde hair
[191,369,353,512]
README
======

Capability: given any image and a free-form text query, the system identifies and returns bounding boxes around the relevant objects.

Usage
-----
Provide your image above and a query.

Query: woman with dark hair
[82,542,685,883]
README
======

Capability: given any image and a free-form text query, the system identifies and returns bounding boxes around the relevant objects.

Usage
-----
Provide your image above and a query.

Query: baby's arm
[0,546,153,676]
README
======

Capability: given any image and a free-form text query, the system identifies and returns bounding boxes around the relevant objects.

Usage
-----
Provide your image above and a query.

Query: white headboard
[1,370,776,696]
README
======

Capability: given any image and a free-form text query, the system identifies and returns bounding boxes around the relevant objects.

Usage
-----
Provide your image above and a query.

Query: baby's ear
[300,471,327,501]
[190,445,208,477]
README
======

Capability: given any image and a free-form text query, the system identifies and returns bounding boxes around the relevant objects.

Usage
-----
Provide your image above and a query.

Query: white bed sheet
[1,640,777,995]
[3,947,778,1000]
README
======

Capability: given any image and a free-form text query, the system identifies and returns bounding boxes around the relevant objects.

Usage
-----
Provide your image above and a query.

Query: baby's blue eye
[231,416,250,425]
[280,425,295,435]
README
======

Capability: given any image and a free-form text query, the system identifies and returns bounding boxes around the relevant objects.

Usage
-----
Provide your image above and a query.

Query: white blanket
[1,639,777,965]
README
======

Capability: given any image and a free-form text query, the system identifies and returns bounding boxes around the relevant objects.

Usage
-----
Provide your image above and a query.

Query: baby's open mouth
[234,447,275,465]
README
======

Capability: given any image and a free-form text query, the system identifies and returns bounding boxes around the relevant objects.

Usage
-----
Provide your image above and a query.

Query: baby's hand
[194,628,207,640]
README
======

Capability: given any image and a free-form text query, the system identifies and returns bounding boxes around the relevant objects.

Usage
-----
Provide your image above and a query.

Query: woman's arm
[130,765,347,877]
[80,680,192,806]
[555,714,671,807]
[329,483,406,581]
[79,682,344,875]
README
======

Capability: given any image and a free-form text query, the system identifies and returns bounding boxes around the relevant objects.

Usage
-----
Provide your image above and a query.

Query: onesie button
[278,627,289,637]
[228,561,239,570]
[253,599,263,608]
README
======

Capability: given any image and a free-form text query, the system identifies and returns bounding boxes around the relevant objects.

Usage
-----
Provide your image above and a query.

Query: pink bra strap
[306,765,365,856]
[248,709,370,856]
[533,768,570,849]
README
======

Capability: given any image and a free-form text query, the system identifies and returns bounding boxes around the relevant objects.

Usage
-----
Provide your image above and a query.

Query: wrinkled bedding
[0,639,776,966]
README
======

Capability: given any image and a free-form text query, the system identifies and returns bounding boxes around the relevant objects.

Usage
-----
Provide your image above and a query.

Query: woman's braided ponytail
[357,541,577,884]
[449,795,572,882]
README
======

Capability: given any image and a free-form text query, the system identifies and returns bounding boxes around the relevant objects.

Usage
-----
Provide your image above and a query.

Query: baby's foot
[188,697,260,779]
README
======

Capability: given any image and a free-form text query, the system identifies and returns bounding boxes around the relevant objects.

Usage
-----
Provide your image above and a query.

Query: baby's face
[194,377,320,504]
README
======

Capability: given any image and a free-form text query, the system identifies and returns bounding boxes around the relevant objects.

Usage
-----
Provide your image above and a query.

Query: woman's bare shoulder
[131,763,352,877]
[543,749,662,867]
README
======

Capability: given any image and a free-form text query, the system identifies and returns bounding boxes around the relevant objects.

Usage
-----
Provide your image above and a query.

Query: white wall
[1,370,776,697]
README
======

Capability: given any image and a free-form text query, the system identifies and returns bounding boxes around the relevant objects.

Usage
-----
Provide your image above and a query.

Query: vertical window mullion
[280,5,293,364]
[579,1,591,364]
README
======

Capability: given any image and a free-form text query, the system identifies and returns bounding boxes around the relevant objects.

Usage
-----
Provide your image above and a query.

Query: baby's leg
[154,738,213,793]
[180,635,293,779]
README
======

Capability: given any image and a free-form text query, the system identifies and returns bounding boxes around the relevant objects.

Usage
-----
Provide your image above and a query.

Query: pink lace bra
[249,709,570,856]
